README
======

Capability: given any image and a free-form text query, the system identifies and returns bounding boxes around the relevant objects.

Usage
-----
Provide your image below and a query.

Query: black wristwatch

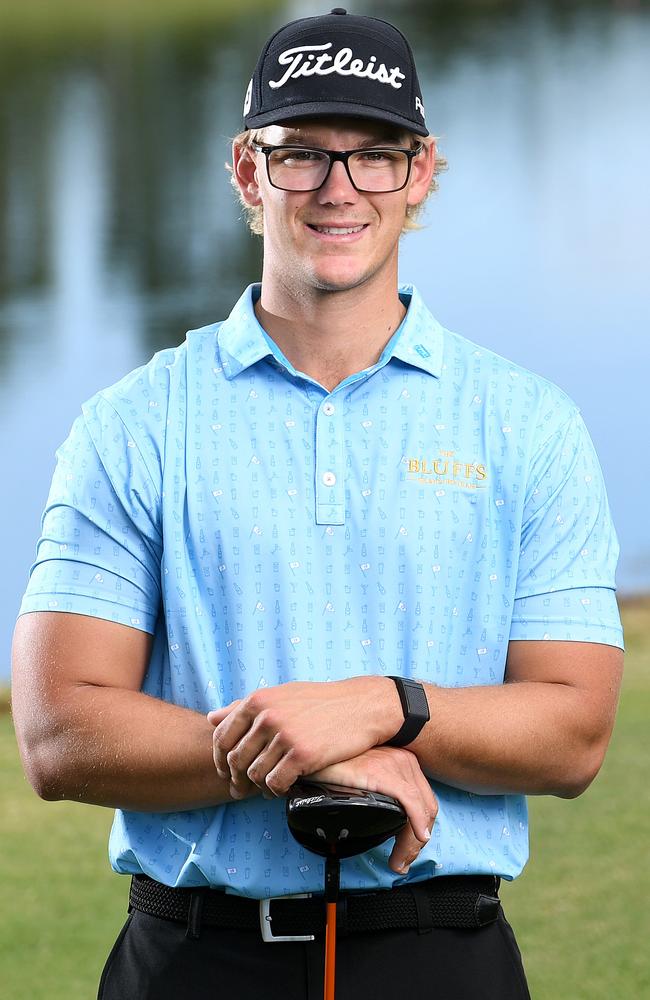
[385,676,430,747]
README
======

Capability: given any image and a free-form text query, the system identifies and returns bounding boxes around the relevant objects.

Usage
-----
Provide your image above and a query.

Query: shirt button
[322,402,335,416]
[322,471,337,487]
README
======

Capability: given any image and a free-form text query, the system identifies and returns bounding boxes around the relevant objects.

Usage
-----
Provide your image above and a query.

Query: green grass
[0,0,282,45]
[0,717,125,1000]
[501,598,650,997]
[1,599,648,999]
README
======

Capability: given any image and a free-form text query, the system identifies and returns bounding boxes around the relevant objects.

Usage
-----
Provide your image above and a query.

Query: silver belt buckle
[259,893,314,942]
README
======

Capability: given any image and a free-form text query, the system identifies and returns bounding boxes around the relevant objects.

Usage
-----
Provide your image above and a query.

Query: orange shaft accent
[324,901,337,1000]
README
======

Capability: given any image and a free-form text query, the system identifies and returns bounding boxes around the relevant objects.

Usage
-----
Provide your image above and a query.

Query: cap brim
[245,101,429,138]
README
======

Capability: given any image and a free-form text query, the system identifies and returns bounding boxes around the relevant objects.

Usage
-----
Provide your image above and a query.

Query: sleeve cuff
[18,592,158,635]
[510,587,624,649]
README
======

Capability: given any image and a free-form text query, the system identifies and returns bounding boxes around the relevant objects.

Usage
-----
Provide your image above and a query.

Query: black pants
[98,906,531,1000]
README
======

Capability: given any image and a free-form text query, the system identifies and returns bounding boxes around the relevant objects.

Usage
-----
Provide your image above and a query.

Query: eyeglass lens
[267,148,411,192]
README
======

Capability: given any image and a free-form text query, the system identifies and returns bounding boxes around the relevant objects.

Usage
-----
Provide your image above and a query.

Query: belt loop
[407,883,433,935]
[186,891,204,940]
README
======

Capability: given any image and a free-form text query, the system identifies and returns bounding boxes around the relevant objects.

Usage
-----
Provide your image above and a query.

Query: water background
[2,0,649,677]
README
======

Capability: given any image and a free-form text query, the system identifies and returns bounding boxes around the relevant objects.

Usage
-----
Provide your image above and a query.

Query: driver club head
[286,780,407,859]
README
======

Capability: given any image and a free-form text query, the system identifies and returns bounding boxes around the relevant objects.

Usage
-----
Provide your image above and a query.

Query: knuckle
[247,690,272,715]
[288,745,308,770]
[247,762,267,786]
[257,709,278,732]
[245,691,263,712]
[265,774,283,795]
[227,749,242,770]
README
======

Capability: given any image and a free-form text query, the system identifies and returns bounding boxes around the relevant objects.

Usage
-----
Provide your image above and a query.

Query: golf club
[287,780,407,1000]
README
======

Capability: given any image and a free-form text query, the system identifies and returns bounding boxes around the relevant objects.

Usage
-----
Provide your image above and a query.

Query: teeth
[312,225,364,235]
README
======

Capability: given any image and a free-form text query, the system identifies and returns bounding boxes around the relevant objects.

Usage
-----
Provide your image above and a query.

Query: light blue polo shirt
[20,283,623,897]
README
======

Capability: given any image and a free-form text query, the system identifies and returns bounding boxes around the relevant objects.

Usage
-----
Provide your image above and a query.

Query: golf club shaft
[324,901,337,1000]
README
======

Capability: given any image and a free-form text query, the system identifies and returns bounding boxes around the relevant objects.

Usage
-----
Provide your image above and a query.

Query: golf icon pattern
[20,283,623,897]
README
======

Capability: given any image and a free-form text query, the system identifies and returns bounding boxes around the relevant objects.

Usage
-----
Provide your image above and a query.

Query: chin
[308,265,375,294]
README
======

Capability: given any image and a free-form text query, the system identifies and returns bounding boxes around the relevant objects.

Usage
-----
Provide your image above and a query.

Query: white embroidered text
[268,43,406,91]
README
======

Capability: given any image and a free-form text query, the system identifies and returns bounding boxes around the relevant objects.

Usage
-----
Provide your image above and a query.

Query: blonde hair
[227,128,447,237]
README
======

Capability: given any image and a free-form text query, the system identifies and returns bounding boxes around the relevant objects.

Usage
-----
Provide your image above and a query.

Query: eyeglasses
[251,142,424,193]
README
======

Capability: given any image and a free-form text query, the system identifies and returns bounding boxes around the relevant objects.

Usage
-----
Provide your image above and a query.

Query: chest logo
[405,450,488,489]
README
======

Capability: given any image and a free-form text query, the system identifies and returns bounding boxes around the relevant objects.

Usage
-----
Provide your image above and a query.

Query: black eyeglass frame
[251,142,424,194]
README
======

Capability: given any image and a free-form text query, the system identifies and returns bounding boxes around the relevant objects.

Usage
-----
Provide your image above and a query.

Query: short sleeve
[19,396,163,634]
[510,409,623,648]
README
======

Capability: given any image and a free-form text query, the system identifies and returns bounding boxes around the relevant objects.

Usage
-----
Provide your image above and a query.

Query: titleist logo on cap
[243,10,430,138]
[268,42,406,91]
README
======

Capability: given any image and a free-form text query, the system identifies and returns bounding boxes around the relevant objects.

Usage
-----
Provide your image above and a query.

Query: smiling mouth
[307,224,368,235]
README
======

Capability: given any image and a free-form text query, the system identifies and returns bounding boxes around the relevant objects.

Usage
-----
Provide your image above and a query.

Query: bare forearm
[405,680,608,798]
[16,684,247,811]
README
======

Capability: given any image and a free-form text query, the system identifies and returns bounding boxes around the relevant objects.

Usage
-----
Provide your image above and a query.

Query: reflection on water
[1,0,649,673]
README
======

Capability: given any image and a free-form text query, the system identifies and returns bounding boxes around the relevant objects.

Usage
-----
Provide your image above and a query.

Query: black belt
[129,874,501,941]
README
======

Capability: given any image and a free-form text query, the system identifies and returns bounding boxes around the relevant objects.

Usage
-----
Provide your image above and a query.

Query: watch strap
[385,676,430,748]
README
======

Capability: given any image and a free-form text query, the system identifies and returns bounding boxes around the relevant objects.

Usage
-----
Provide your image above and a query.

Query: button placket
[315,397,345,525]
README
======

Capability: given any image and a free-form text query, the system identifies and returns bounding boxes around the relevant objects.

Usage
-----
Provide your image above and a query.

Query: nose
[317,159,359,205]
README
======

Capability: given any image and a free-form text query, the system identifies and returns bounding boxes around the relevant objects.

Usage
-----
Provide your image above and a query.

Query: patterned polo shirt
[20,283,623,896]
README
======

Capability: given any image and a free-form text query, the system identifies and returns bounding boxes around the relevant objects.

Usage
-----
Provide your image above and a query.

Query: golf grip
[324,901,337,1000]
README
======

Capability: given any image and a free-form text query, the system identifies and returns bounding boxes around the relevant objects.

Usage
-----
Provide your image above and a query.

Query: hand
[309,747,438,875]
[207,677,402,800]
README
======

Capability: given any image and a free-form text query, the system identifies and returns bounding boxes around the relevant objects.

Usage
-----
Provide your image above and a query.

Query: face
[234,117,435,297]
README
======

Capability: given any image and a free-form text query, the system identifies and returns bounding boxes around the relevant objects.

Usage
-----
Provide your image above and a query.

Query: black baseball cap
[243,8,429,137]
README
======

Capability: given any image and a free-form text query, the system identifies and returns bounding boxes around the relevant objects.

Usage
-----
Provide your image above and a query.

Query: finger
[212,727,231,780]
[388,820,425,875]
[263,747,306,797]
[225,725,278,786]
[207,700,241,727]
[387,789,430,872]
[227,732,286,795]
[212,706,256,777]
[409,764,438,843]
[387,779,437,873]
[228,773,259,801]
[390,752,437,845]
[245,736,287,791]
[208,702,242,776]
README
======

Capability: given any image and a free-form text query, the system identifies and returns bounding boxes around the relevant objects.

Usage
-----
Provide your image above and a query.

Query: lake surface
[2,0,649,676]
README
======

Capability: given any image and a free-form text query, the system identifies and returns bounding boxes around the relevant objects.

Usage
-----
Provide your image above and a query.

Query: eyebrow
[275,132,409,148]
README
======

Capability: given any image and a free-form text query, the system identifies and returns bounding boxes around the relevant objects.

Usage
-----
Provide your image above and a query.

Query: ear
[232,140,262,207]
[406,138,436,209]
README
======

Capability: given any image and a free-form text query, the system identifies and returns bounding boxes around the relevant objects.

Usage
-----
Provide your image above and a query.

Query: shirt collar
[217,283,443,381]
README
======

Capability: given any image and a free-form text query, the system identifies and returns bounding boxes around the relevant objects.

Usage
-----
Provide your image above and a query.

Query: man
[12,8,623,1000]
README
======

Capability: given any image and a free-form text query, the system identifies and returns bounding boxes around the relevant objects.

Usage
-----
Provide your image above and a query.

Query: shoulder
[82,323,221,432]
[441,324,580,441]
[74,323,221,478]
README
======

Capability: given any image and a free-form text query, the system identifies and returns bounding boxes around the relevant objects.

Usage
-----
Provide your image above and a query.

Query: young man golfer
[12,8,623,999]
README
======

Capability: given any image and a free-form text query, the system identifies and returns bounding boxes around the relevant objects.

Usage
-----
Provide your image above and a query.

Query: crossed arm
[11,611,622,874]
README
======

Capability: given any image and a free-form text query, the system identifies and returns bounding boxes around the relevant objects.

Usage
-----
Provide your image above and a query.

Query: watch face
[386,677,430,747]
[402,679,430,721]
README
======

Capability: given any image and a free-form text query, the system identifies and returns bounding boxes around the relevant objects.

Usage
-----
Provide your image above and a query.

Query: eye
[358,149,403,164]
[274,148,322,167]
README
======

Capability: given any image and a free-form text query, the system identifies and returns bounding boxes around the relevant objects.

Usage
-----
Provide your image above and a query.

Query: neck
[254,276,407,393]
